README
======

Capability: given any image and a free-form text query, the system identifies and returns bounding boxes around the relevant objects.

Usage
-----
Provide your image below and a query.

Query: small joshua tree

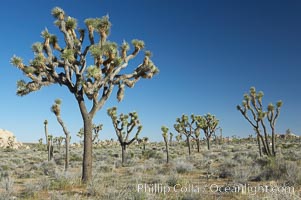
[197,114,219,150]
[51,99,70,171]
[44,120,53,161]
[77,123,102,144]
[237,87,282,157]
[174,114,202,155]
[161,126,169,164]
[107,107,142,165]
[53,136,64,151]
[11,7,158,182]
[141,137,149,150]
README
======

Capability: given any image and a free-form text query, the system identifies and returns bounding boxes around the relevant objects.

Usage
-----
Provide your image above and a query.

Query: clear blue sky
[0,0,300,143]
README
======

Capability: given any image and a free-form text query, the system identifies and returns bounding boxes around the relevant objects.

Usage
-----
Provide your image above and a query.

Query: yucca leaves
[65,16,77,30]
[61,49,75,62]
[32,42,44,54]
[86,65,101,79]
[51,7,65,19]
[132,39,145,49]
[10,55,23,67]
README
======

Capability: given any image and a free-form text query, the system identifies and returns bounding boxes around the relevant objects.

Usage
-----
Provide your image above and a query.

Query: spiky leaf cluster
[61,49,75,62]
[65,17,77,30]
[161,126,169,140]
[51,7,65,19]
[86,65,101,80]
[132,39,145,49]
[95,15,111,35]
[51,99,62,116]
[41,28,52,39]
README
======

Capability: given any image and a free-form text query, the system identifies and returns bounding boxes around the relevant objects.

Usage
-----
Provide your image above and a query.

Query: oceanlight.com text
[137,183,295,196]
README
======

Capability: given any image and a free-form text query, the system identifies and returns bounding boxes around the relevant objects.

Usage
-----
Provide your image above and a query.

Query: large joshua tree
[51,99,70,171]
[237,87,282,157]
[107,107,142,165]
[10,7,159,182]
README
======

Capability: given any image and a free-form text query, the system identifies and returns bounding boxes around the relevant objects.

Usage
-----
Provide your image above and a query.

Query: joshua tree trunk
[271,126,276,156]
[121,144,126,165]
[206,137,210,150]
[257,134,262,157]
[186,137,191,155]
[65,135,70,170]
[165,141,169,164]
[55,115,70,171]
[196,139,200,153]
[82,115,93,183]
[44,120,51,161]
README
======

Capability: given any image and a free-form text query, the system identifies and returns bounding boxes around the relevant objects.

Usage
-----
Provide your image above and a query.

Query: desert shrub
[21,183,41,198]
[259,156,288,181]
[0,174,14,198]
[37,177,51,191]
[70,153,82,162]
[141,149,158,159]
[40,160,57,176]
[166,175,184,187]
[174,160,194,174]
[284,161,301,186]
[96,163,114,173]
[218,157,237,178]
[232,165,253,184]
[51,170,81,190]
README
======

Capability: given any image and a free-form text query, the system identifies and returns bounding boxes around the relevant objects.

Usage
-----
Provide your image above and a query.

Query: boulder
[0,129,23,149]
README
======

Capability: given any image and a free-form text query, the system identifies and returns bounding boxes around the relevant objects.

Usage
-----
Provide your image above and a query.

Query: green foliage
[85,18,95,27]
[94,15,111,34]
[132,39,145,49]
[86,65,101,80]
[32,42,44,54]
[41,28,51,39]
[89,44,103,58]
[61,49,75,62]
[65,16,77,30]
[23,66,36,74]
[102,41,118,55]
[51,99,61,116]
[121,40,130,51]
[51,7,65,19]
[10,55,23,67]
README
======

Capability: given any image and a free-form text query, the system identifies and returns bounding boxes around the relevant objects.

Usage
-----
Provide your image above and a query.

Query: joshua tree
[10,7,158,182]
[174,114,202,155]
[44,120,54,161]
[48,135,54,161]
[197,114,219,150]
[107,107,142,165]
[175,134,182,143]
[37,138,44,150]
[161,126,169,164]
[237,87,282,157]
[51,99,70,171]
[77,123,102,144]
[53,136,65,151]
[141,137,149,150]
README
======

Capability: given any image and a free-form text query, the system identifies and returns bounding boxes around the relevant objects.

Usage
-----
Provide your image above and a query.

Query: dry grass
[0,139,300,199]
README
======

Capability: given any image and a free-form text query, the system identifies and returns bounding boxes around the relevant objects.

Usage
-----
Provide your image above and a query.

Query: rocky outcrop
[0,129,23,149]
